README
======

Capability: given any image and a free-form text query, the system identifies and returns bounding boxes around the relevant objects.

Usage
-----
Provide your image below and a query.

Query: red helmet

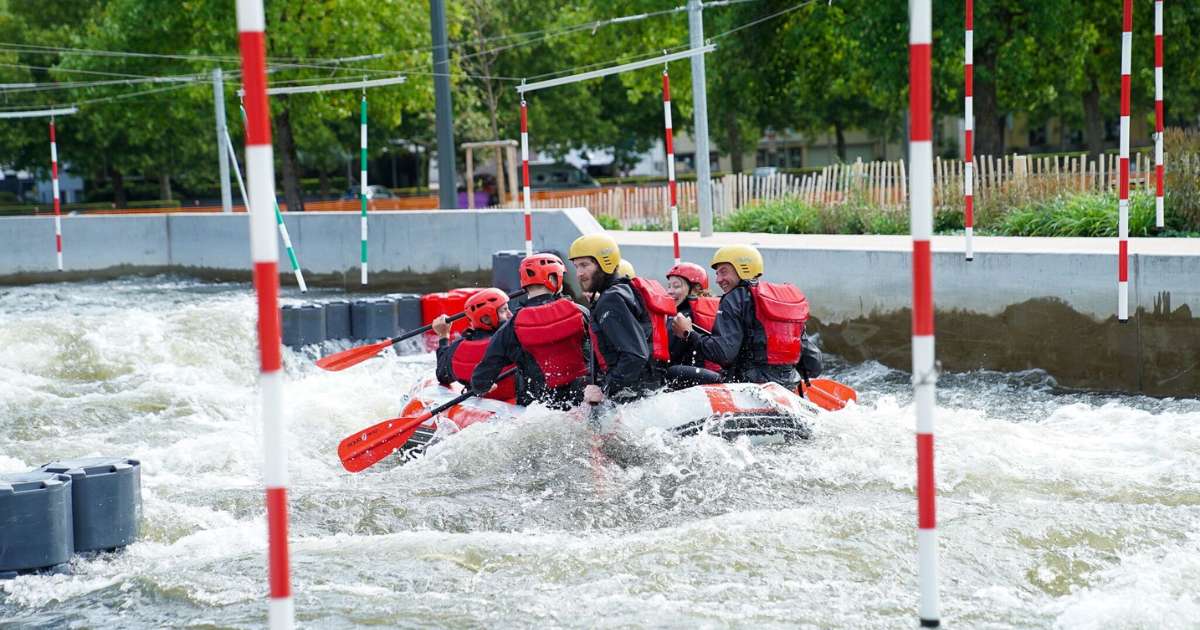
[464,288,509,331]
[519,253,566,292]
[666,262,709,291]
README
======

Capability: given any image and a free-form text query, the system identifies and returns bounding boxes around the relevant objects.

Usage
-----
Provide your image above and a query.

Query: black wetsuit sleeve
[668,301,694,365]
[668,332,692,365]
[594,293,649,395]
[434,338,458,386]
[693,289,748,367]
[798,328,823,378]
[469,321,520,395]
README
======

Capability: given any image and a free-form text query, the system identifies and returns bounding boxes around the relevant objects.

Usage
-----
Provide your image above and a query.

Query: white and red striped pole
[910,0,940,626]
[49,119,63,271]
[1118,0,1133,322]
[662,68,680,265]
[963,0,974,262]
[360,93,369,285]
[520,98,533,256]
[1154,0,1164,228]
[235,1,293,628]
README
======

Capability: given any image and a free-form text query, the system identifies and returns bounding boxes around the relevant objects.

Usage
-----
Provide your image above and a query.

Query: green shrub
[1165,127,1200,230]
[630,186,1197,237]
[996,191,1163,237]
[594,213,622,230]
[628,212,701,232]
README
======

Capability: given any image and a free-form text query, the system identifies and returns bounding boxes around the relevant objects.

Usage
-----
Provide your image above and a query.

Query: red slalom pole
[910,0,940,626]
[1118,0,1133,322]
[1154,0,1164,228]
[49,119,63,271]
[963,0,974,261]
[662,68,680,264]
[235,1,293,627]
[520,98,533,256]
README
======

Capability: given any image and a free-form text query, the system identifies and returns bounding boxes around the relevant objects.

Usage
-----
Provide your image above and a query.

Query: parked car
[342,184,397,200]
[752,166,780,177]
[529,163,601,189]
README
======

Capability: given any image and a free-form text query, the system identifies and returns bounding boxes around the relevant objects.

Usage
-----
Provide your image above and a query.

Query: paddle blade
[803,378,859,412]
[316,339,392,372]
[338,413,431,472]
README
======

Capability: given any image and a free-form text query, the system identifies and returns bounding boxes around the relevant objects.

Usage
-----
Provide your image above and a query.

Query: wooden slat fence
[499,152,1161,226]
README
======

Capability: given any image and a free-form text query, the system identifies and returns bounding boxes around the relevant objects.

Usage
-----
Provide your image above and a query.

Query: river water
[1,277,1198,629]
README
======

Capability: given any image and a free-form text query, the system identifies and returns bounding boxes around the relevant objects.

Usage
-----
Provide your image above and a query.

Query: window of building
[1029,126,1048,147]
[787,147,803,168]
[1104,119,1119,142]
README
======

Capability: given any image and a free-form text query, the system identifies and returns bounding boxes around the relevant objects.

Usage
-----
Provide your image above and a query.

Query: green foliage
[625,211,700,233]
[996,192,1165,237]
[1,0,1200,213]
[593,213,622,230]
[694,189,1197,238]
[714,197,910,235]
[1164,128,1200,229]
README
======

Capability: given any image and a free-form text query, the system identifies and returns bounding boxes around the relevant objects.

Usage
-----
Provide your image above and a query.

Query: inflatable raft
[393,377,821,462]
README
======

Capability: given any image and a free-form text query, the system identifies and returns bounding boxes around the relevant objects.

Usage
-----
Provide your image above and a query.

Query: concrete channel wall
[616,231,1200,398]
[0,209,602,291]
[2,211,1197,396]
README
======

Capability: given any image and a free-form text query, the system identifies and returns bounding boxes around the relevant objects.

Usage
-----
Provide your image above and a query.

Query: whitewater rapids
[1,277,1198,629]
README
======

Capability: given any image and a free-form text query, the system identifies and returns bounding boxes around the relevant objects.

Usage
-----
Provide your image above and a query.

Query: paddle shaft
[338,368,518,472]
[385,288,526,349]
[419,366,519,421]
[587,317,601,431]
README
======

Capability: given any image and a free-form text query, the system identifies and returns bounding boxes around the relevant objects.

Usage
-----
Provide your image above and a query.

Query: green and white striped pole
[236,104,307,292]
[359,92,369,285]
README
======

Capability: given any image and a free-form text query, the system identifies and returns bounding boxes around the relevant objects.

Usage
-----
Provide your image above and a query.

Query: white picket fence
[496,152,1159,227]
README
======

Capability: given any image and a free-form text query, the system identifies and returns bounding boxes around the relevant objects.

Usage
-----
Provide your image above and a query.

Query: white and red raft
[393,378,823,462]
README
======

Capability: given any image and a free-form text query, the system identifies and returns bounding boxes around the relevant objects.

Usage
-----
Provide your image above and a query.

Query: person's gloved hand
[431,314,451,340]
[671,313,693,338]
[583,384,604,404]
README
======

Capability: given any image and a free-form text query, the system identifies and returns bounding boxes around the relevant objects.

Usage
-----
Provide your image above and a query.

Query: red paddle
[337,368,516,472]
[315,289,524,372]
[687,323,857,412]
[801,378,858,412]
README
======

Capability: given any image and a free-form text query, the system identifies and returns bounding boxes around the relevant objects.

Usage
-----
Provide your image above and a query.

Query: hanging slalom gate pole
[238,104,307,292]
[512,46,714,257]
[662,67,681,265]
[225,125,307,292]
[1118,0,1133,322]
[910,0,940,626]
[963,0,974,262]
[1154,0,1164,229]
[213,68,234,214]
[49,118,63,271]
[234,1,294,627]
[360,91,369,285]
[520,96,533,256]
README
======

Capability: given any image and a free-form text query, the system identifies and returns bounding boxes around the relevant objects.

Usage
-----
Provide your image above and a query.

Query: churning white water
[1,277,1198,629]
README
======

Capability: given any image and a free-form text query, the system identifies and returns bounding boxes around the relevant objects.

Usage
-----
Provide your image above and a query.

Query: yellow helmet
[568,233,621,274]
[616,259,636,278]
[710,244,763,280]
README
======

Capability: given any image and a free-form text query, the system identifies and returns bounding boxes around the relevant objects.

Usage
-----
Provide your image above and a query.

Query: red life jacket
[450,336,515,401]
[588,326,608,372]
[513,298,589,388]
[688,296,723,373]
[749,282,810,366]
[689,296,720,332]
[629,277,676,363]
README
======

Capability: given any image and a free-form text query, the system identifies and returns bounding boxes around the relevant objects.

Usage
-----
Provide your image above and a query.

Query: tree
[258,0,430,211]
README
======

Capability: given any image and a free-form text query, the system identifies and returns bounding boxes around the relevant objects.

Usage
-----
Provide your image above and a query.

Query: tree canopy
[0,0,1195,207]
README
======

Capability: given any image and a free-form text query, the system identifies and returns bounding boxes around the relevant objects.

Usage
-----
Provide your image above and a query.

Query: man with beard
[568,233,673,404]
